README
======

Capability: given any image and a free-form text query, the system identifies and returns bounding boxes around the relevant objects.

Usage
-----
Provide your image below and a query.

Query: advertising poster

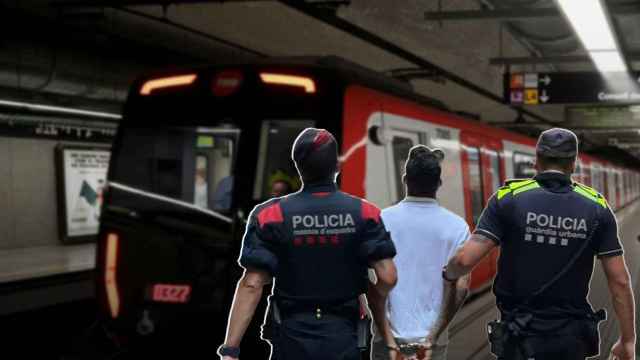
[57,147,111,243]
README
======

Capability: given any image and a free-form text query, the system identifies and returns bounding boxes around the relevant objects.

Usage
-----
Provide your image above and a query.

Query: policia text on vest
[218,128,398,360]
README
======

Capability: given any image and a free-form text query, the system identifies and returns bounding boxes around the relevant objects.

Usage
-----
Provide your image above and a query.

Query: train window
[391,136,416,200]
[464,146,484,225]
[513,152,535,178]
[253,120,314,200]
[486,149,502,192]
[111,126,237,212]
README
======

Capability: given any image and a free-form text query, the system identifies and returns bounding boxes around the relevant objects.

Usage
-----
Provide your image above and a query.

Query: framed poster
[56,146,111,244]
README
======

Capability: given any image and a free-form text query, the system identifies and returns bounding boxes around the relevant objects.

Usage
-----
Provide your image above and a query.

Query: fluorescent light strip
[590,51,627,73]
[0,99,122,120]
[557,0,628,72]
[557,0,617,50]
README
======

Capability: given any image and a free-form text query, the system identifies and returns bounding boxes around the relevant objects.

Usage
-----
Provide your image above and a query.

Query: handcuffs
[386,339,434,356]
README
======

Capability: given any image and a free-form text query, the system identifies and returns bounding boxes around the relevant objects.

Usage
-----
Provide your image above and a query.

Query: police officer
[218,128,398,360]
[443,128,636,360]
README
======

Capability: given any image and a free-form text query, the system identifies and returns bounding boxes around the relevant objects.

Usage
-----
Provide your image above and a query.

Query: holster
[581,308,606,357]
[357,316,372,351]
[487,311,535,358]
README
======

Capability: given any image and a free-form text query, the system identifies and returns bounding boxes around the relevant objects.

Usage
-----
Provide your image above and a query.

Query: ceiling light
[556,0,628,73]
[590,51,628,73]
[557,0,616,50]
[0,99,122,120]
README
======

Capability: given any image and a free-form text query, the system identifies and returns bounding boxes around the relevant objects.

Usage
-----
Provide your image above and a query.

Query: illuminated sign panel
[505,72,640,105]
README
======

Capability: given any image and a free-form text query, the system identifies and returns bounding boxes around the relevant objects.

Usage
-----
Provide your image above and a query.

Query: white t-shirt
[380,197,469,345]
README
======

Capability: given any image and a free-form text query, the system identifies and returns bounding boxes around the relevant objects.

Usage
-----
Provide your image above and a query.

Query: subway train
[96,57,640,350]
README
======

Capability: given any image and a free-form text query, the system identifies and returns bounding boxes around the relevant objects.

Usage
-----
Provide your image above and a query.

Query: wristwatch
[442,266,457,282]
[217,345,241,358]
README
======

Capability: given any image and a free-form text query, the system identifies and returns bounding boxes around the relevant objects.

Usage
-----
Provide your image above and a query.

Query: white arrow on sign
[539,75,552,86]
[540,90,550,103]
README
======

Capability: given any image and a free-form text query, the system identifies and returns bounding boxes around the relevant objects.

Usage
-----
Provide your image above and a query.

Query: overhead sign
[505,72,640,105]
[566,105,640,129]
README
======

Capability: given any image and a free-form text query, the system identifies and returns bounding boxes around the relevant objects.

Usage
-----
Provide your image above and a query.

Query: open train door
[384,128,422,202]
[460,131,504,290]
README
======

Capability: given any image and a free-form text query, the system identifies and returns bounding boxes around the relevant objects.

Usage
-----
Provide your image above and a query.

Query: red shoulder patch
[257,202,284,228]
[361,200,381,223]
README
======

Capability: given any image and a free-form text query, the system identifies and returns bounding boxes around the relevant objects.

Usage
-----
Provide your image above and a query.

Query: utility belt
[263,296,371,351]
[488,308,606,358]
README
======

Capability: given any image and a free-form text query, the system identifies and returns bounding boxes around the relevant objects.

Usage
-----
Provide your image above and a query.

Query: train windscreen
[110,126,237,214]
[253,120,314,199]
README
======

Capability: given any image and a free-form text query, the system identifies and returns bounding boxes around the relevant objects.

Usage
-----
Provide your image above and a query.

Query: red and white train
[98,57,640,346]
[340,85,640,290]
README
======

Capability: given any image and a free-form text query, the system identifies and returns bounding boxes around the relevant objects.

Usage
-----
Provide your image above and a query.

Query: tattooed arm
[444,234,497,281]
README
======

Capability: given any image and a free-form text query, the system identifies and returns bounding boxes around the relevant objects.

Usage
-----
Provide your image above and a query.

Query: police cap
[536,128,578,159]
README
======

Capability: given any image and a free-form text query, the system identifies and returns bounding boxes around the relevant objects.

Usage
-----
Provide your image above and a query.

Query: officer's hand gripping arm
[444,233,497,280]
[602,255,636,358]
[367,258,398,350]
[223,269,272,351]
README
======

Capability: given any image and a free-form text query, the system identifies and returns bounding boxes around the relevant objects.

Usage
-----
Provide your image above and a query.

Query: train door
[385,129,421,202]
[581,159,592,187]
[615,171,622,208]
[606,169,616,209]
[460,132,504,289]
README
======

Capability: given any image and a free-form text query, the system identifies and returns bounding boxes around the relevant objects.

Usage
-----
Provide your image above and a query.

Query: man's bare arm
[444,234,497,280]
[223,269,272,348]
[430,274,470,342]
[367,258,398,349]
[601,256,636,348]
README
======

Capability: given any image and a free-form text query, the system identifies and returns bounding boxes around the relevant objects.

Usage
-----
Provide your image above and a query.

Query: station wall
[0,137,111,250]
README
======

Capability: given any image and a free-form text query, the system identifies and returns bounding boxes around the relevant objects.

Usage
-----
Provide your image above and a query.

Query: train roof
[137,56,639,171]
[141,56,449,111]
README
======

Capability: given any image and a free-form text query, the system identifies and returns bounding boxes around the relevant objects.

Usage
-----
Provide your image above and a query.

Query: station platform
[0,243,95,315]
[0,243,95,284]
[447,201,640,359]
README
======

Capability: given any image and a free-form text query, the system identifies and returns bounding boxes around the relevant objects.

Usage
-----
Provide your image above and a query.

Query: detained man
[370,145,470,360]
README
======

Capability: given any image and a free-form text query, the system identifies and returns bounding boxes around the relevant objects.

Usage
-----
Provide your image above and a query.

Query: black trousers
[270,312,360,360]
[498,335,590,360]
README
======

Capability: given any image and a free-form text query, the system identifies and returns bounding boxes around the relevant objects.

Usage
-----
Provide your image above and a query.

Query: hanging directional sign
[504,72,640,105]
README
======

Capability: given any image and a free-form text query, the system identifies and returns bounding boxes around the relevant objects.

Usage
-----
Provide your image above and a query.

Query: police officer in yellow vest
[443,128,636,360]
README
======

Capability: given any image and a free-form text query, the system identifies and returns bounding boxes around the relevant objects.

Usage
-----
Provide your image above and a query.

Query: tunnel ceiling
[4,0,640,162]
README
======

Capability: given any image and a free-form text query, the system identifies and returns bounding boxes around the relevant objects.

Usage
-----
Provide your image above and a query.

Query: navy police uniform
[239,128,396,360]
[475,128,623,359]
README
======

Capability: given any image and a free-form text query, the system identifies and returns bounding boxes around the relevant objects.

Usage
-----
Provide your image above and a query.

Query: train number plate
[151,284,192,303]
